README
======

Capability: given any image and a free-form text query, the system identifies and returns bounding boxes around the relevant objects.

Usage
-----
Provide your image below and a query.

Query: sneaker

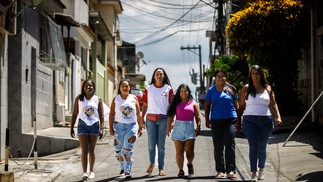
[88,171,95,179]
[187,164,194,175]
[177,169,185,178]
[125,172,132,179]
[251,172,258,182]
[119,169,125,176]
[82,172,89,180]
[258,171,264,180]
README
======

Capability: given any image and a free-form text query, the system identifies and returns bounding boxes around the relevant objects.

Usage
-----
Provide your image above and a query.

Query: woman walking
[166,84,201,178]
[205,70,238,179]
[142,67,174,176]
[70,79,104,180]
[109,79,143,179]
[237,65,282,181]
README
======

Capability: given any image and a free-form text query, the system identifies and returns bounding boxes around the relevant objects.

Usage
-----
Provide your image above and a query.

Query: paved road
[5,113,323,182]
[53,119,233,181]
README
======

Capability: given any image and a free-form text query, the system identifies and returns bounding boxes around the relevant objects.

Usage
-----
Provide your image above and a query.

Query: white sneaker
[251,172,258,182]
[88,171,95,179]
[258,171,264,180]
[82,172,89,180]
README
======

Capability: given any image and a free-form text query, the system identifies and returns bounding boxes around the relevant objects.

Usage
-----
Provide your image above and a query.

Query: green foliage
[226,0,305,61]
[205,55,249,91]
[225,0,307,115]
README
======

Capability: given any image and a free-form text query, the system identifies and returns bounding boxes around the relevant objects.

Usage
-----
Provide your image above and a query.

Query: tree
[225,0,307,115]
[205,55,249,91]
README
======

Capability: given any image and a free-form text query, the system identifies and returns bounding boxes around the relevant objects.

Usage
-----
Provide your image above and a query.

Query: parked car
[131,88,144,110]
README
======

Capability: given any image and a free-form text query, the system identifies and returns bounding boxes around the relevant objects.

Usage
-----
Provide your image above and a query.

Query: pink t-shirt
[176,100,195,121]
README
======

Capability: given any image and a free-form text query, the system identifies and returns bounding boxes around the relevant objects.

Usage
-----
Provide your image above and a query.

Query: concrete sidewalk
[236,129,323,182]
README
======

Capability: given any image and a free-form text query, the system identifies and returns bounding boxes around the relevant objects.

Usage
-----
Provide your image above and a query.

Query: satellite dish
[23,0,43,7]
[137,52,144,59]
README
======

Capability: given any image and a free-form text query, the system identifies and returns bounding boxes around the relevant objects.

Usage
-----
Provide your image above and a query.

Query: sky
[119,0,216,98]
[119,0,215,97]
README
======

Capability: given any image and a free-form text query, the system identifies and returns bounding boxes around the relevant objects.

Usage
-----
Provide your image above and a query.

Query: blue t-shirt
[205,86,237,120]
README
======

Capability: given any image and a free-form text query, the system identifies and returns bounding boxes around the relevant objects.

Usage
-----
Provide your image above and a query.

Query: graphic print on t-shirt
[83,106,94,118]
[120,105,133,119]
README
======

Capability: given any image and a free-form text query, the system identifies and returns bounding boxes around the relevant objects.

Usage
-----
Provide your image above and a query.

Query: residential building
[0,0,15,160]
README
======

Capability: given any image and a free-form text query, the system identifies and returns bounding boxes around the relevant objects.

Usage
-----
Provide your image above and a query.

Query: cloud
[120,0,214,98]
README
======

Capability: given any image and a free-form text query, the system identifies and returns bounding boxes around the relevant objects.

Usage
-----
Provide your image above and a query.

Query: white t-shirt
[78,95,100,126]
[146,84,172,115]
[243,90,271,116]
[114,94,137,124]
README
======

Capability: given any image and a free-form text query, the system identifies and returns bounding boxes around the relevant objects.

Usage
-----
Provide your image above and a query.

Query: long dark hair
[150,67,171,86]
[117,79,131,95]
[79,79,95,101]
[247,65,269,98]
[214,70,237,97]
[167,84,193,117]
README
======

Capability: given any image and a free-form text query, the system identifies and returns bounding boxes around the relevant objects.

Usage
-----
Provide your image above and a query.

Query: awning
[89,11,113,41]
[54,13,80,27]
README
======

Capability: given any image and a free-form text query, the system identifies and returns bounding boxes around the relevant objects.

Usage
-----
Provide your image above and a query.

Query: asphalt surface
[2,114,323,182]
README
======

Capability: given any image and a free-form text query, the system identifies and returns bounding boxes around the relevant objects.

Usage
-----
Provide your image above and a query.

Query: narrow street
[6,113,323,182]
[51,113,229,181]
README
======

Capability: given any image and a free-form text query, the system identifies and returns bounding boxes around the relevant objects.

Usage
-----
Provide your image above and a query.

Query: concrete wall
[0,34,8,160]
[7,7,56,156]
[315,26,323,126]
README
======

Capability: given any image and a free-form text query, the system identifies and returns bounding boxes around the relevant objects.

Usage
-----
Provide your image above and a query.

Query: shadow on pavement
[142,175,246,181]
[96,174,156,181]
[295,171,323,182]
[269,127,323,159]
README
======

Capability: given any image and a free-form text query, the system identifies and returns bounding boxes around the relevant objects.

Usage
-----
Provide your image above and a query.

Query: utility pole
[180,45,204,93]
[216,0,225,55]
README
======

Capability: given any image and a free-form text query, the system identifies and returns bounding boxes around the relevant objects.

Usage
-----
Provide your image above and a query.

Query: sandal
[187,164,194,175]
[159,169,166,176]
[215,172,226,178]
[227,172,237,179]
[177,169,185,178]
[146,164,156,174]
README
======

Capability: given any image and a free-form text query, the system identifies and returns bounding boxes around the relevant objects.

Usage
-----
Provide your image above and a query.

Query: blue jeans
[242,116,274,172]
[210,118,236,173]
[146,115,167,170]
[113,122,138,173]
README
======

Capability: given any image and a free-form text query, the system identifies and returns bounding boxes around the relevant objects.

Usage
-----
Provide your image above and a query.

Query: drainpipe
[310,9,315,122]
[114,37,118,96]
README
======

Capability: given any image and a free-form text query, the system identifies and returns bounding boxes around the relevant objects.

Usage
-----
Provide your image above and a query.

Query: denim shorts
[77,118,99,136]
[171,120,196,141]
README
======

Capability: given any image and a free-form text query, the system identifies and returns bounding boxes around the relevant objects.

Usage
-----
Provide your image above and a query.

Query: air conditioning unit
[56,103,65,123]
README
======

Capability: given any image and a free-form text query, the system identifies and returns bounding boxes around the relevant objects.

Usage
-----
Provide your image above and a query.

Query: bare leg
[174,140,185,170]
[184,139,195,165]
[78,135,89,173]
[88,135,98,172]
